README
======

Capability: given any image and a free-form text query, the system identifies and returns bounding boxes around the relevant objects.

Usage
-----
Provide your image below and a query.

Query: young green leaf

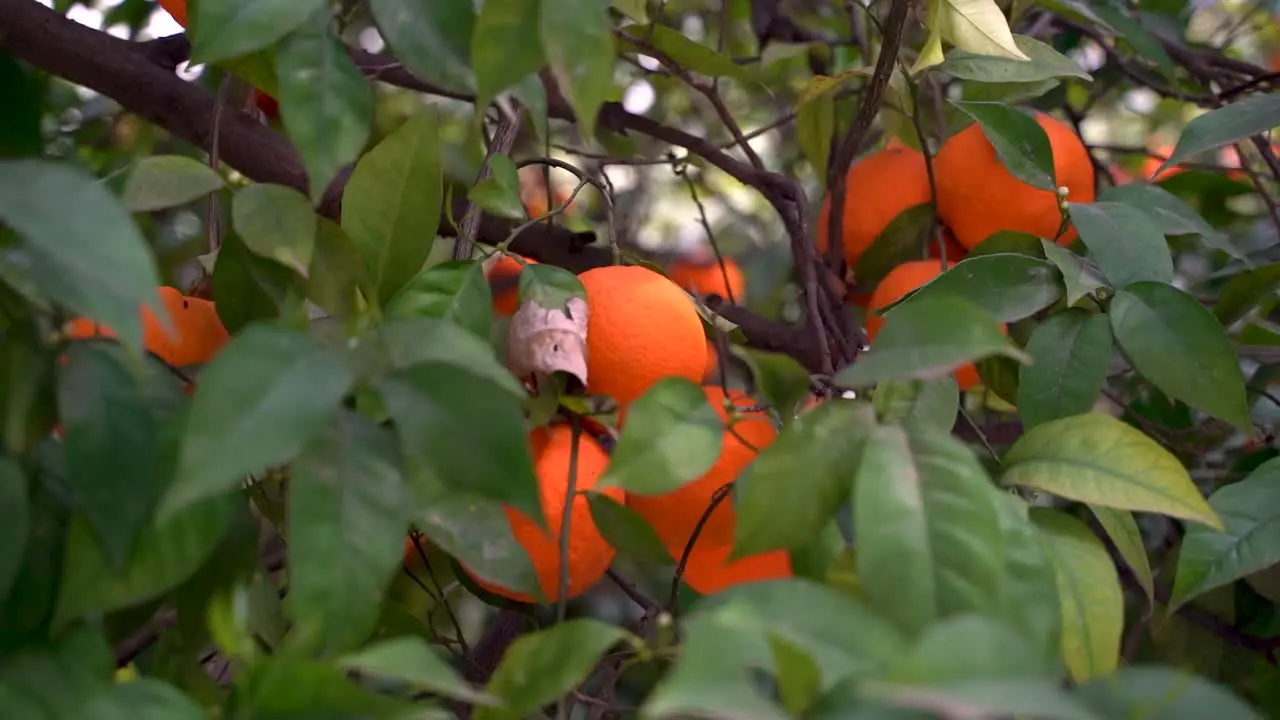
[121,155,226,212]
[341,109,444,306]
[338,636,495,704]
[1109,281,1251,432]
[210,232,307,333]
[82,679,206,720]
[275,13,375,200]
[1089,505,1154,605]
[190,0,327,64]
[232,183,318,276]
[598,377,723,494]
[1016,310,1112,430]
[1030,507,1123,683]
[1070,202,1174,287]
[384,260,494,339]
[369,0,477,95]
[935,34,1091,82]
[894,253,1065,323]
[951,102,1055,191]
[1000,413,1222,528]
[540,0,615,140]
[1156,92,1280,177]
[472,0,546,109]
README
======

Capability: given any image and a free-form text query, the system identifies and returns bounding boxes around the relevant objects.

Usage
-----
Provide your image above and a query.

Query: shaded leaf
[796,90,834,181]
[895,253,1064,323]
[410,486,540,598]
[1070,202,1174,287]
[1158,92,1280,176]
[369,0,476,95]
[852,204,937,293]
[936,34,1091,82]
[517,262,586,312]
[1214,262,1280,326]
[872,376,960,433]
[1041,240,1107,305]
[0,458,28,603]
[237,656,420,717]
[1090,4,1175,83]
[384,260,494,340]
[736,348,814,420]
[190,0,327,64]
[339,636,493,704]
[951,101,1054,191]
[992,493,1063,662]
[599,377,723,494]
[1089,505,1154,605]
[472,0,546,108]
[306,218,362,317]
[887,614,1054,683]
[540,0,614,140]
[1074,665,1263,720]
[620,24,757,83]
[587,491,672,564]
[121,155,225,212]
[469,155,526,220]
[81,678,206,720]
[1098,183,1242,260]
[1016,310,1112,430]
[232,183,317,276]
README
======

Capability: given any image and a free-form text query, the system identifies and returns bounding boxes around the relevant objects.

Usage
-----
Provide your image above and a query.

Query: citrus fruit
[667,257,746,304]
[1142,143,1183,182]
[577,265,707,407]
[934,113,1095,249]
[865,259,1005,391]
[627,385,777,551]
[702,338,720,383]
[65,286,229,368]
[816,146,933,270]
[486,253,539,316]
[464,424,620,604]
[253,89,280,122]
[676,542,792,596]
[157,0,187,26]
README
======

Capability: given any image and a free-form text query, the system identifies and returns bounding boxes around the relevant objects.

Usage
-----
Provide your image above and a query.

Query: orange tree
[1,0,1280,716]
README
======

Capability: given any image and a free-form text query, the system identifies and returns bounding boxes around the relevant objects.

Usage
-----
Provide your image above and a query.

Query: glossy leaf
[895,253,1064,323]
[341,110,444,306]
[190,0,327,64]
[1031,507,1123,683]
[1001,413,1222,528]
[1041,240,1107,305]
[369,0,476,95]
[472,0,546,108]
[951,101,1055,191]
[383,260,494,339]
[1090,505,1154,605]
[1214,262,1280,326]
[120,155,225,212]
[339,636,494,704]
[598,377,723,494]
[1110,281,1251,432]
[1017,310,1112,430]
[1157,92,1280,176]
[162,324,355,516]
[936,34,1091,82]
[232,183,317,276]
[0,457,27,603]
[1070,202,1174,287]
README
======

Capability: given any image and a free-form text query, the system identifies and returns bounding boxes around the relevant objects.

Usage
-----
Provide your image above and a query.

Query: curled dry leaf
[506,295,589,386]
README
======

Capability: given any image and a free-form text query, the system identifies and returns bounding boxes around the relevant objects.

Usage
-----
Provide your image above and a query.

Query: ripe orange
[157,0,187,26]
[486,253,539,316]
[1141,144,1183,182]
[934,113,1095,249]
[676,542,792,596]
[65,286,230,368]
[702,338,720,383]
[519,167,575,218]
[667,257,746,304]
[816,146,933,269]
[464,425,620,604]
[865,260,1004,391]
[577,265,707,407]
[627,386,777,551]
[253,89,280,122]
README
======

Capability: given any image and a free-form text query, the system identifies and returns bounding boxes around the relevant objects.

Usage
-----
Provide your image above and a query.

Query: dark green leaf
[354,316,518,389]
[237,656,420,718]
[210,232,306,333]
[384,260,494,339]
[1110,282,1251,432]
[1098,183,1242,260]
[369,0,476,95]
[936,35,1091,82]
[0,54,42,158]
[1215,262,1280,326]
[342,109,444,306]
[619,24,756,83]
[121,155,226,212]
[477,620,628,720]
[852,204,936,291]
[540,0,614,140]
[289,411,412,654]
[872,377,960,432]
[517,262,586,311]
[338,636,494,704]
[733,401,875,556]
[1070,202,1173,287]
[0,457,27,603]
[0,623,114,715]
[836,298,1030,388]
[410,485,540,598]
[961,79,1062,104]
[307,218,362,317]
[895,253,1064,323]
[950,102,1055,191]
[737,347,822,420]
[190,0,327,64]
[0,462,69,648]
[1017,310,1112,430]
[586,491,672,564]
[599,377,723,494]
[472,0,546,108]
[1040,240,1107,305]
[81,678,205,720]
[0,159,162,355]
[162,324,355,515]
[511,74,550,144]
[232,183,317,276]
[1158,92,1280,175]
[275,13,375,200]
[1073,665,1263,720]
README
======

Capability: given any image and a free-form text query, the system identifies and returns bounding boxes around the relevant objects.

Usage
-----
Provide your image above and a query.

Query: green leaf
[1089,505,1154,605]
[384,260,494,339]
[539,0,614,141]
[934,0,1032,62]
[121,155,226,212]
[587,491,672,564]
[936,34,1091,82]
[275,12,375,200]
[886,614,1054,683]
[835,298,1030,388]
[733,401,875,556]
[1157,92,1280,177]
[53,495,235,628]
[289,411,412,654]
[598,377,723,494]
[1214,262,1280,326]
[307,218,362,317]
[210,232,306,333]
[378,363,541,524]
[619,24,756,83]
[0,159,162,355]
[1030,507,1123,683]
[338,636,494,704]
[477,620,628,720]
[517,262,586,311]
[232,183,318,276]
[472,0,546,109]
[867,679,1099,720]
[1040,240,1107,305]
[0,457,28,603]
[736,348,814,420]
[968,230,1045,257]
[1016,310,1112,430]
[1169,458,1280,612]
[354,317,521,392]
[0,54,42,159]
[950,102,1055,191]
[1098,183,1242,260]
[369,0,476,95]
[1109,281,1251,432]
[162,324,355,516]
[895,253,1064,323]
[1090,4,1175,84]
[341,109,444,306]
[57,343,187,567]
[962,78,1062,104]
[190,0,327,65]
[236,656,420,717]
[468,154,525,220]
[411,487,540,598]
[1001,413,1221,528]
[872,376,960,432]
[1069,202,1174,287]
[854,423,1008,636]
[0,623,114,715]
[991,493,1062,662]
[1073,665,1264,720]
[795,91,834,181]
[851,203,937,292]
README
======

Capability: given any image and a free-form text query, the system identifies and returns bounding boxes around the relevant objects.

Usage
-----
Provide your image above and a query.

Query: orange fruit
[702,338,720,383]
[486,253,539,316]
[519,167,575,218]
[157,0,187,26]
[934,113,1095,249]
[865,260,1004,391]
[627,386,777,551]
[578,265,707,407]
[667,257,746,304]
[676,542,792,596]
[464,425,620,604]
[816,146,933,269]
[65,286,230,368]
[1141,144,1183,182]
[253,89,280,121]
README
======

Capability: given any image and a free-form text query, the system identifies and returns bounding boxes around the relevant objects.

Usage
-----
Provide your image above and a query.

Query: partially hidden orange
[486,253,539,316]
[676,542,792,596]
[816,146,933,270]
[667,257,746,304]
[65,286,230,368]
